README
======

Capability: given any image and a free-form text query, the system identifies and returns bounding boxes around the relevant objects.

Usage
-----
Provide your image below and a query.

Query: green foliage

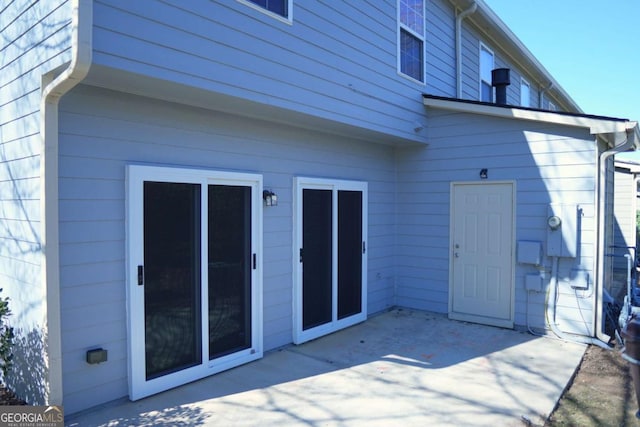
[0,289,14,379]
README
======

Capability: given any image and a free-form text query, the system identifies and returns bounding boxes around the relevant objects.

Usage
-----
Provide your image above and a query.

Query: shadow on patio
[66,309,585,426]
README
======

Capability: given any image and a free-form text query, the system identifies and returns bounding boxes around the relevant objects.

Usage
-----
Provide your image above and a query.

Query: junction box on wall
[517,240,543,292]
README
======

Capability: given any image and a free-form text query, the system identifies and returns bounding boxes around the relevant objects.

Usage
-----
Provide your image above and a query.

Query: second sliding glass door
[294,178,367,344]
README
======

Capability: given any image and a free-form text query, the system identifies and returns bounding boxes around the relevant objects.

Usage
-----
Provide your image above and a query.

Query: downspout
[594,128,637,344]
[538,82,553,109]
[40,0,92,405]
[456,1,477,98]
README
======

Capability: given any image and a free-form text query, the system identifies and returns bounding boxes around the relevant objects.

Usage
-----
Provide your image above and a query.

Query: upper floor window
[479,43,494,102]
[520,78,531,107]
[398,0,425,83]
[240,0,290,19]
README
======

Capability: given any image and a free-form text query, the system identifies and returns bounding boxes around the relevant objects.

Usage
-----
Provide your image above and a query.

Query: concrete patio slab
[65,309,586,426]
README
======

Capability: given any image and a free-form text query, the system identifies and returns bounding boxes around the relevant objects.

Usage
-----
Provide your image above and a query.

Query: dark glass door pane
[302,189,333,330]
[144,182,202,380]
[338,190,363,319]
[208,185,252,359]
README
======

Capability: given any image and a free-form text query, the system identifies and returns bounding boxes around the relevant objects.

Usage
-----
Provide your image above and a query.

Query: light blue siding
[459,23,479,100]
[601,155,616,300]
[90,0,426,143]
[0,0,72,404]
[425,0,456,96]
[612,165,636,299]
[457,18,548,110]
[605,163,637,303]
[58,85,397,412]
[396,109,598,333]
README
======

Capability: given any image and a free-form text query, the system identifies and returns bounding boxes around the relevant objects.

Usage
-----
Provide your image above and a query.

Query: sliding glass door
[294,178,367,344]
[127,165,263,400]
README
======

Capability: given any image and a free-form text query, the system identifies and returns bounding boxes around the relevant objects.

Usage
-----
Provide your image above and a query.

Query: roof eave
[422,95,638,149]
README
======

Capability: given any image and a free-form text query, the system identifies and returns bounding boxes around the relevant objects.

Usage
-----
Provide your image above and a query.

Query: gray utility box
[517,240,542,266]
[547,204,578,258]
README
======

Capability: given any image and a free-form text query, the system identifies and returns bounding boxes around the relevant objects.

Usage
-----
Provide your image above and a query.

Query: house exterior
[2,0,639,414]
[611,159,640,299]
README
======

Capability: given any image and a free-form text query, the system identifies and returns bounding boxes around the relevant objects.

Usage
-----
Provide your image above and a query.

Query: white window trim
[479,42,494,102]
[126,164,264,401]
[520,77,531,107]
[237,0,293,25]
[293,177,368,344]
[397,0,426,84]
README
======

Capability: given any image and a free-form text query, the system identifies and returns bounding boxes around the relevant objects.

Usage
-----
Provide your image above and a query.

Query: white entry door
[450,182,514,328]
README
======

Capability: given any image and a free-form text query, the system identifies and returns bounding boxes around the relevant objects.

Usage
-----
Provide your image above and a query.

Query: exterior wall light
[263,189,278,206]
[86,348,108,364]
[480,169,488,179]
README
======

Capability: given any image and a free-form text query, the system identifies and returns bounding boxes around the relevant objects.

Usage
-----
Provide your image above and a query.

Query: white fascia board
[615,160,640,174]
[423,95,631,137]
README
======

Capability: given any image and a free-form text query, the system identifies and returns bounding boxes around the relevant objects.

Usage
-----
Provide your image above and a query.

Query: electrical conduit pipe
[547,256,611,350]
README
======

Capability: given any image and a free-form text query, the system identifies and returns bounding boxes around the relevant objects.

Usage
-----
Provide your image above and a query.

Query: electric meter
[547,215,562,230]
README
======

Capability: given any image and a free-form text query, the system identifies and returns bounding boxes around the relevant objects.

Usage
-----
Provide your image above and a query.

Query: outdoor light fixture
[480,168,488,179]
[86,348,108,365]
[263,189,278,206]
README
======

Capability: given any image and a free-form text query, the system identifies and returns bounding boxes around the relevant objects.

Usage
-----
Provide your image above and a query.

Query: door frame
[293,177,368,344]
[448,181,516,328]
[126,164,263,400]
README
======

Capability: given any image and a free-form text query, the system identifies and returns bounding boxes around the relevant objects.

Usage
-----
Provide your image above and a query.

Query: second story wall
[91,0,431,143]
[423,0,567,112]
[425,0,456,97]
[91,0,576,141]
[460,19,544,108]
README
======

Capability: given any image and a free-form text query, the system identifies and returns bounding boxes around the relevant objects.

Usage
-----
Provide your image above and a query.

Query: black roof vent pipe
[491,68,510,105]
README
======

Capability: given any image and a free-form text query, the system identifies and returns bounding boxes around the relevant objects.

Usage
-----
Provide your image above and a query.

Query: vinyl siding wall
[612,166,637,297]
[601,156,616,298]
[457,15,545,109]
[0,0,71,404]
[89,0,427,144]
[395,109,598,335]
[425,0,456,96]
[87,0,566,144]
[58,85,397,413]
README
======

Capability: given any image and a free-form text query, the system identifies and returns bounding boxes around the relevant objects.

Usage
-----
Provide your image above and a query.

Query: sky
[482,0,640,158]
